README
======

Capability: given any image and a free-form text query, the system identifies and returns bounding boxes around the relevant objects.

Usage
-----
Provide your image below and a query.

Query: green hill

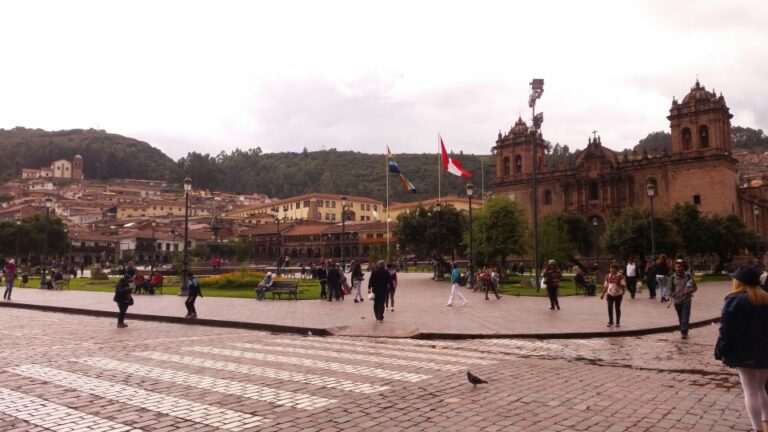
[0,127,178,182]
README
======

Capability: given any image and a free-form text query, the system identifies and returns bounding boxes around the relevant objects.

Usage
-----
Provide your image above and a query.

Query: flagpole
[438,134,442,203]
[481,157,484,198]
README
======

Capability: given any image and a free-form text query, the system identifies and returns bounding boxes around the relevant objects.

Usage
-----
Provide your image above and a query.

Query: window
[514,155,522,174]
[699,125,709,148]
[503,157,510,176]
[331,201,336,208]
[682,128,692,151]
[693,194,701,205]
[304,200,310,208]
[331,213,336,221]
[325,200,330,207]
[373,205,378,211]
[324,213,330,220]
[589,181,599,201]
[318,200,324,207]
[543,189,553,205]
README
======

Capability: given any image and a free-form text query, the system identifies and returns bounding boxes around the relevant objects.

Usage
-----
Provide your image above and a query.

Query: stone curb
[1,300,721,340]
[0,302,331,336]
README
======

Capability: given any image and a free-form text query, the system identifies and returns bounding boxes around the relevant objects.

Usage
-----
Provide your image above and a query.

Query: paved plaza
[0,274,754,430]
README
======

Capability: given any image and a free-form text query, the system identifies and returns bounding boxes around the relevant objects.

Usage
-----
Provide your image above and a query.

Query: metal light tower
[40,197,54,288]
[340,196,349,271]
[466,183,474,284]
[592,216,600,268]
[271,207,282,273]
[15,220,21,265]
[753,205,761,267]
[647,183,657,261]
[529,78,544,291]
[151,220,157,271]
[179,177,192,296]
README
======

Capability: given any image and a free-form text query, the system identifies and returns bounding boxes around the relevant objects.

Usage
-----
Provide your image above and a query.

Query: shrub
[200,270,266,289]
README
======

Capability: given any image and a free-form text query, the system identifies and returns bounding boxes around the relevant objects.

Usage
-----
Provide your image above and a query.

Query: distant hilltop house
[22,155,84,180]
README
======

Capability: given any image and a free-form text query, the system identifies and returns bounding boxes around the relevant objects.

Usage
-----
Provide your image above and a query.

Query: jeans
[607,294,623,324]
[385,287,395,309]
[319,280,327,299]
[4,278,14,300]
[256,286,268,300]
[117,301,130,324]
[546,286,559,309]
[353,280,363,301]
[657,275,669,299]
[626,276,637,298]
[185,294,198,316]
[673,300,692,334]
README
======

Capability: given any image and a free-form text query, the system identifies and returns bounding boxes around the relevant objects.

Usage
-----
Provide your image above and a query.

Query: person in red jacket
[4,258,17,301]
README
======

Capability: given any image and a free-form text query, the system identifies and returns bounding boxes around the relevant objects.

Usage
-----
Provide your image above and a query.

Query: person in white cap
[256,271,274,300]
[4,258,17,301]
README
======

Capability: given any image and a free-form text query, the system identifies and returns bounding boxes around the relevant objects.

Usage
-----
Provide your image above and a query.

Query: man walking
[326,261,342,301]
[4,258,17,301]
[317,261,328,300]
[626,257,638,299]
[185,272,203,319]
[669,260,697,338]
[447,263,468,306]
[368,260,393,323]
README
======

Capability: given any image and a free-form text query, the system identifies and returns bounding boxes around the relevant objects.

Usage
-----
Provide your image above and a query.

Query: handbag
[368,292,375,300]
[635,281,642,294]
[128,294,134,306]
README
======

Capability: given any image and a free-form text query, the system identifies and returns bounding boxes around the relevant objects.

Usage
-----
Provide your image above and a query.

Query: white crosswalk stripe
[231,342,465,371]
[5,364,268,431]
[76,357,336,410]
[132,351,389,394]
[0,386,142,432]
[270,338,497,364]
[184,346,431,382]
[329,337,509,359]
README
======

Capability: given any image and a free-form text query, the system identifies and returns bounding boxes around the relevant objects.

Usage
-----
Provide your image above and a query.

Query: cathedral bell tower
[493,116,547,181]
[668,80,733,156]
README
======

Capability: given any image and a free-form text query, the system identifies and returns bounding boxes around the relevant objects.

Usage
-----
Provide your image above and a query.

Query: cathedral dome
[681,80,718,105]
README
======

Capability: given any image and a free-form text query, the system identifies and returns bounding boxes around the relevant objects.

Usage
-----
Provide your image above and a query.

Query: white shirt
[626,263,637,277]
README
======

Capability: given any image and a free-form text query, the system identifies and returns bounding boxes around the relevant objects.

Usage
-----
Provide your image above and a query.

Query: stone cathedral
[491,80,741,231]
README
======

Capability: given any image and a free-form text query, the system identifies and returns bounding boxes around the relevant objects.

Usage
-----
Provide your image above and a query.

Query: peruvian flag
[440,137,472,178]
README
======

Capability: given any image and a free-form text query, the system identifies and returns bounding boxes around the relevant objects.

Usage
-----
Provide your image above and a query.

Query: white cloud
[0,0,766,159]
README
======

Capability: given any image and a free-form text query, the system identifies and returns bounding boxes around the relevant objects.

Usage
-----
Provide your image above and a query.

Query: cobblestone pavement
[0,308,750,431]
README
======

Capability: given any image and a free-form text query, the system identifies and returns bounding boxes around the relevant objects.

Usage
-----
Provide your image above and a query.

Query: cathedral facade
[491,81,739,231]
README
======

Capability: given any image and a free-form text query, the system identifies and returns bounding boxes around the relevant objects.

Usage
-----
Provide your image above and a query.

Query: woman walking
[4,258,17,301]
[368,260,393,323]
[385,263,398,311]
[351,261,365,303]
[715,265,768,432]
[185,273,203,318]
[113,275,133,328]
[447,263,468,306]
[656,254,671,302]
[601,263,626,327]
[542,260,562,310]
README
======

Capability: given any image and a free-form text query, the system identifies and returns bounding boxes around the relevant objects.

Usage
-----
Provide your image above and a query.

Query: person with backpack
[542,260,562,310]
[669,260,697,338]
[185,272,203,319]
[446,263,468,307]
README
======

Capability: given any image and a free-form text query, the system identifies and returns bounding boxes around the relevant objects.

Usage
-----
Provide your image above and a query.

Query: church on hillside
[490,80,761,234]
[21,155,85,181]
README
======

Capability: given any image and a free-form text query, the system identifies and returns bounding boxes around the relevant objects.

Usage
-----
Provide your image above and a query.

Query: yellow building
[387,195,484,220]
[225,193,384,223]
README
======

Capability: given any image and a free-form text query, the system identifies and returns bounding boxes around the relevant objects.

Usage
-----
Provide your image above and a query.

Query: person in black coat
[316,262,328,299]
[715,265,768,432]
[326,262,342,301]
[367,260,394,323]
[113,275,133,328]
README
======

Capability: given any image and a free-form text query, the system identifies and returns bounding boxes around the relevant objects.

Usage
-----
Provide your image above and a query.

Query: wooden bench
[270,280,299,300]
[154,280,164,295]
[54,275,71,290]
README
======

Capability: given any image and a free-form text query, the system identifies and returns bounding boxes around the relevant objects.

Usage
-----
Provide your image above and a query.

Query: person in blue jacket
[715,265,768,432]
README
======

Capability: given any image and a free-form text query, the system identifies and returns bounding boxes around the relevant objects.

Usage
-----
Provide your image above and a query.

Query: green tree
[394,204,465,260]
[603,207,679,264]
[469,196,527,268]
[702,214,748,272]
[538,212,594,270]
[665,203,707,256]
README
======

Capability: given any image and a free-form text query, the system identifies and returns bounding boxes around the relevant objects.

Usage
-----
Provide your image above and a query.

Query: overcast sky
[1,0,766,160]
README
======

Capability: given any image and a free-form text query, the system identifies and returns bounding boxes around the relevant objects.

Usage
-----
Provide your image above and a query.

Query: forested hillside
[171,149,496,202]
[0,127,177,182]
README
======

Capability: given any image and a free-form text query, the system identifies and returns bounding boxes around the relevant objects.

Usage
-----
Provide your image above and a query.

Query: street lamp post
[529,78,545,292]
[40,197,54,288]
[592,217,599,269]
[466,183,474,284]
[341,196,349,271]
[646,183,657,262]
[15,220,21,264]
[753,205,761,267]
[179,177,192,296]
[151,220,157,272]
[434,202,443,278]
[271,208,282,274]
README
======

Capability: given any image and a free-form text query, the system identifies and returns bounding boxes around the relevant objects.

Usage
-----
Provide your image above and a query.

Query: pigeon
[467,371,488,387]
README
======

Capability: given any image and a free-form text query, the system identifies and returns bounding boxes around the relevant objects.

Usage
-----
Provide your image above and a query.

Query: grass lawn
[19,277,323,300]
